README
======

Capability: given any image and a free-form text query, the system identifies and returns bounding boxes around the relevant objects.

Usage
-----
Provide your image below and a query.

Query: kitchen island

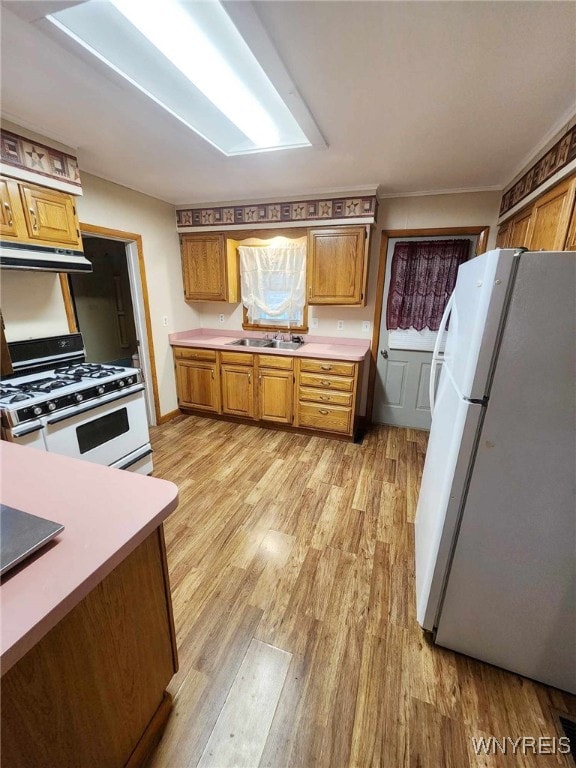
[0,442,179,768]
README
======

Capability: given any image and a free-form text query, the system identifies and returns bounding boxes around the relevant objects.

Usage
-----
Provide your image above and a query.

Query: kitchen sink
[227,338,274,347]
[267,340,303,350]
[226,338,304,350]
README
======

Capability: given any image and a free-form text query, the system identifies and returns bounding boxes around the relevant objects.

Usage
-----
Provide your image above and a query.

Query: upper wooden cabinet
[180,234,239,302]
[507,208,532,249]
[496,174,576,254]
[0,176,82,250]
[307,226,368,305]
[525,176,576,251]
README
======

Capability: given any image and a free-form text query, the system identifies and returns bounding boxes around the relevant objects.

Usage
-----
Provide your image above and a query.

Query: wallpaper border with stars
[176,195,378,229]
[499,123,576,217]
[0,130,82,192]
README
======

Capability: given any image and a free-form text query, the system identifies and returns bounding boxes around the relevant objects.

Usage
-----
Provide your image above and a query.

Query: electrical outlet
[362,321,371,333]
[337,320,344,330]
[218,314,225,324]
[162,315,168,327]
[311,317,319,329]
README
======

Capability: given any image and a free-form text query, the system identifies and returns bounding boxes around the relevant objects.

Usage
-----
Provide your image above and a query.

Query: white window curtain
[239,244,306,325]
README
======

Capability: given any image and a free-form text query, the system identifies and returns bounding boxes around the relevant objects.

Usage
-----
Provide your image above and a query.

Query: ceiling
[1,1,575,205]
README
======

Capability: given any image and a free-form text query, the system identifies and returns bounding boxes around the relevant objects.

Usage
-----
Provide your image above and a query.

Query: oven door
[43,386,150,467]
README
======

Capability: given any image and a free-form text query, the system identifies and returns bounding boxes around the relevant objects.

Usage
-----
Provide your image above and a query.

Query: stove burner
[54,363,126,379]
[6,393,33,403]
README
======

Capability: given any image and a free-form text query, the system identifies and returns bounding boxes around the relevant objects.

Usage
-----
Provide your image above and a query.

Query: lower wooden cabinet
[174,347,220,412]
[173,347,362,438]
[294,357,359,436]
[259,368,293,424]
[221,364,256,419]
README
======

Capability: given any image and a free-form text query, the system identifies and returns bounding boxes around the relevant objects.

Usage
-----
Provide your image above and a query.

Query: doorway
[60,226,158,426]
[369,227,489,430]
[69,236,137,366]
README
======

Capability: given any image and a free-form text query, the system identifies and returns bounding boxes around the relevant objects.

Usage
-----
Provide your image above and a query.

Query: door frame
[367,226,490,424]
[59,223,160,426]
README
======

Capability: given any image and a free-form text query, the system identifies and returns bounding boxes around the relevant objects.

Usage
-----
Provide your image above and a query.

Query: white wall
[75,173,200,415]
[1,172,199,417]
[192,190,502,342]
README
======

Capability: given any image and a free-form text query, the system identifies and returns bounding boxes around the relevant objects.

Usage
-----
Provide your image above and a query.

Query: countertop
[0,442,178,674]
[169,329,371,362]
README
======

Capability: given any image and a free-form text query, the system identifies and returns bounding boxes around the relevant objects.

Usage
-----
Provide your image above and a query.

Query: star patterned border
[0,130,81,189]
[176,195,377,228]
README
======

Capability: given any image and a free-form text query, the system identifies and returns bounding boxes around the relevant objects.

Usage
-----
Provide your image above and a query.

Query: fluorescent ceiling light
[45,0,325,156]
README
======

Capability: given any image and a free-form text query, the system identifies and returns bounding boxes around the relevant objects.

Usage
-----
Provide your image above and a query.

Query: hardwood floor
[147,416,575,768]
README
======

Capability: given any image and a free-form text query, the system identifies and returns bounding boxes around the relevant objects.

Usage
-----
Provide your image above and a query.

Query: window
[239,239,307,331]
[386,238,472,350]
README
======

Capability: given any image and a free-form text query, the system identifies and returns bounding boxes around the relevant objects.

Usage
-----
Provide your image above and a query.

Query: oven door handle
[12,421,43,437]
[116,447,153,471]
[46,386,145,425]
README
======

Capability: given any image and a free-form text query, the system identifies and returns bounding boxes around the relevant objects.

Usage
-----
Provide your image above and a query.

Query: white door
[372,235,477,430]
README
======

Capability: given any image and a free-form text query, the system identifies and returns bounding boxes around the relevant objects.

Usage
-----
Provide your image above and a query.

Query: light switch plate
[219,314,225,324]
[362,321,371,333]
[311,317,319,329]
[337,320,344,330]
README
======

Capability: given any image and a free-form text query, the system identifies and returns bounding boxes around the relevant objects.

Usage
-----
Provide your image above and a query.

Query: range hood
[0,242,93,273]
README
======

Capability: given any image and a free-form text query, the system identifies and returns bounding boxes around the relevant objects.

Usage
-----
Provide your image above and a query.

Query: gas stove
[2,334,152,475]
[0,363,142,428]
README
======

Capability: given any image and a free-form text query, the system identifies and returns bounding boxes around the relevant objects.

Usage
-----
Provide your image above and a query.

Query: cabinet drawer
[299,372,354,392]
[258,354,294,370]
[299,387,352,407]
[220,351,254,366]
[174,347,217,362]
[297,403,352,434]
[300,358,355,377]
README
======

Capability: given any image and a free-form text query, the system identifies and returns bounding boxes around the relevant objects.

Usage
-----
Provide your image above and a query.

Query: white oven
[42,386,152,473]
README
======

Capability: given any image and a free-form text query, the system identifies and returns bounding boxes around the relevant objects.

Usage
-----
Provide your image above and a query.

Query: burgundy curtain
[386,240,470,331]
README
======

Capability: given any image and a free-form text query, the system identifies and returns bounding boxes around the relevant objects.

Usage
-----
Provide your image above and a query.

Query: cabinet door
[19,183,81,247]
[0,178,26,239]
[564,197,576,251]
[507,208,532,248]
[525,176,576,251]
[221,364,255,418]
[308,226,367,305]
[495,221,510,248]
[259,368,293,424]
[181,234,227,301]
[176,361,220,412]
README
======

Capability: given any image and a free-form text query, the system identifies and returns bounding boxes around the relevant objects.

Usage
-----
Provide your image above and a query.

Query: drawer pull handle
[319,409,329,415]
[320,380,331,386]
[320,364,332,371]
[3,201,13,226]
[320,395,331,400]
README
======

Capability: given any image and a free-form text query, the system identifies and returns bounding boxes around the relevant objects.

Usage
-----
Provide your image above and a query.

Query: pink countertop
[169,328,370,362]
[0,443,178,674]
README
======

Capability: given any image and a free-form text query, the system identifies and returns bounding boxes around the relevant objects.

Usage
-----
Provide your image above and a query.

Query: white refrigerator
[415,248,575,694]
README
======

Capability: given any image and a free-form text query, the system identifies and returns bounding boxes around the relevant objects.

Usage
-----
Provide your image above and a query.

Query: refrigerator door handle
[429,292,454,415]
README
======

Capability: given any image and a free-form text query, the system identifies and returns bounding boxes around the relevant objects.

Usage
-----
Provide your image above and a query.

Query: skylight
[46,0,325,156]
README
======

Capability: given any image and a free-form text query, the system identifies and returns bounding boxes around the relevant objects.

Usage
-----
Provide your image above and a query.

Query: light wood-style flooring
[148,416,575,768]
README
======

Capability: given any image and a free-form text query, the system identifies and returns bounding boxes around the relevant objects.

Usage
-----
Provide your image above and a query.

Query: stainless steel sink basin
[226,338,304,350]
[227,338,274,347]
[267,340,304,350]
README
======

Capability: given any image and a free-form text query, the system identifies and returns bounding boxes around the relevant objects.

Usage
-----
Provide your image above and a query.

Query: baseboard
[157,409,181,425]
